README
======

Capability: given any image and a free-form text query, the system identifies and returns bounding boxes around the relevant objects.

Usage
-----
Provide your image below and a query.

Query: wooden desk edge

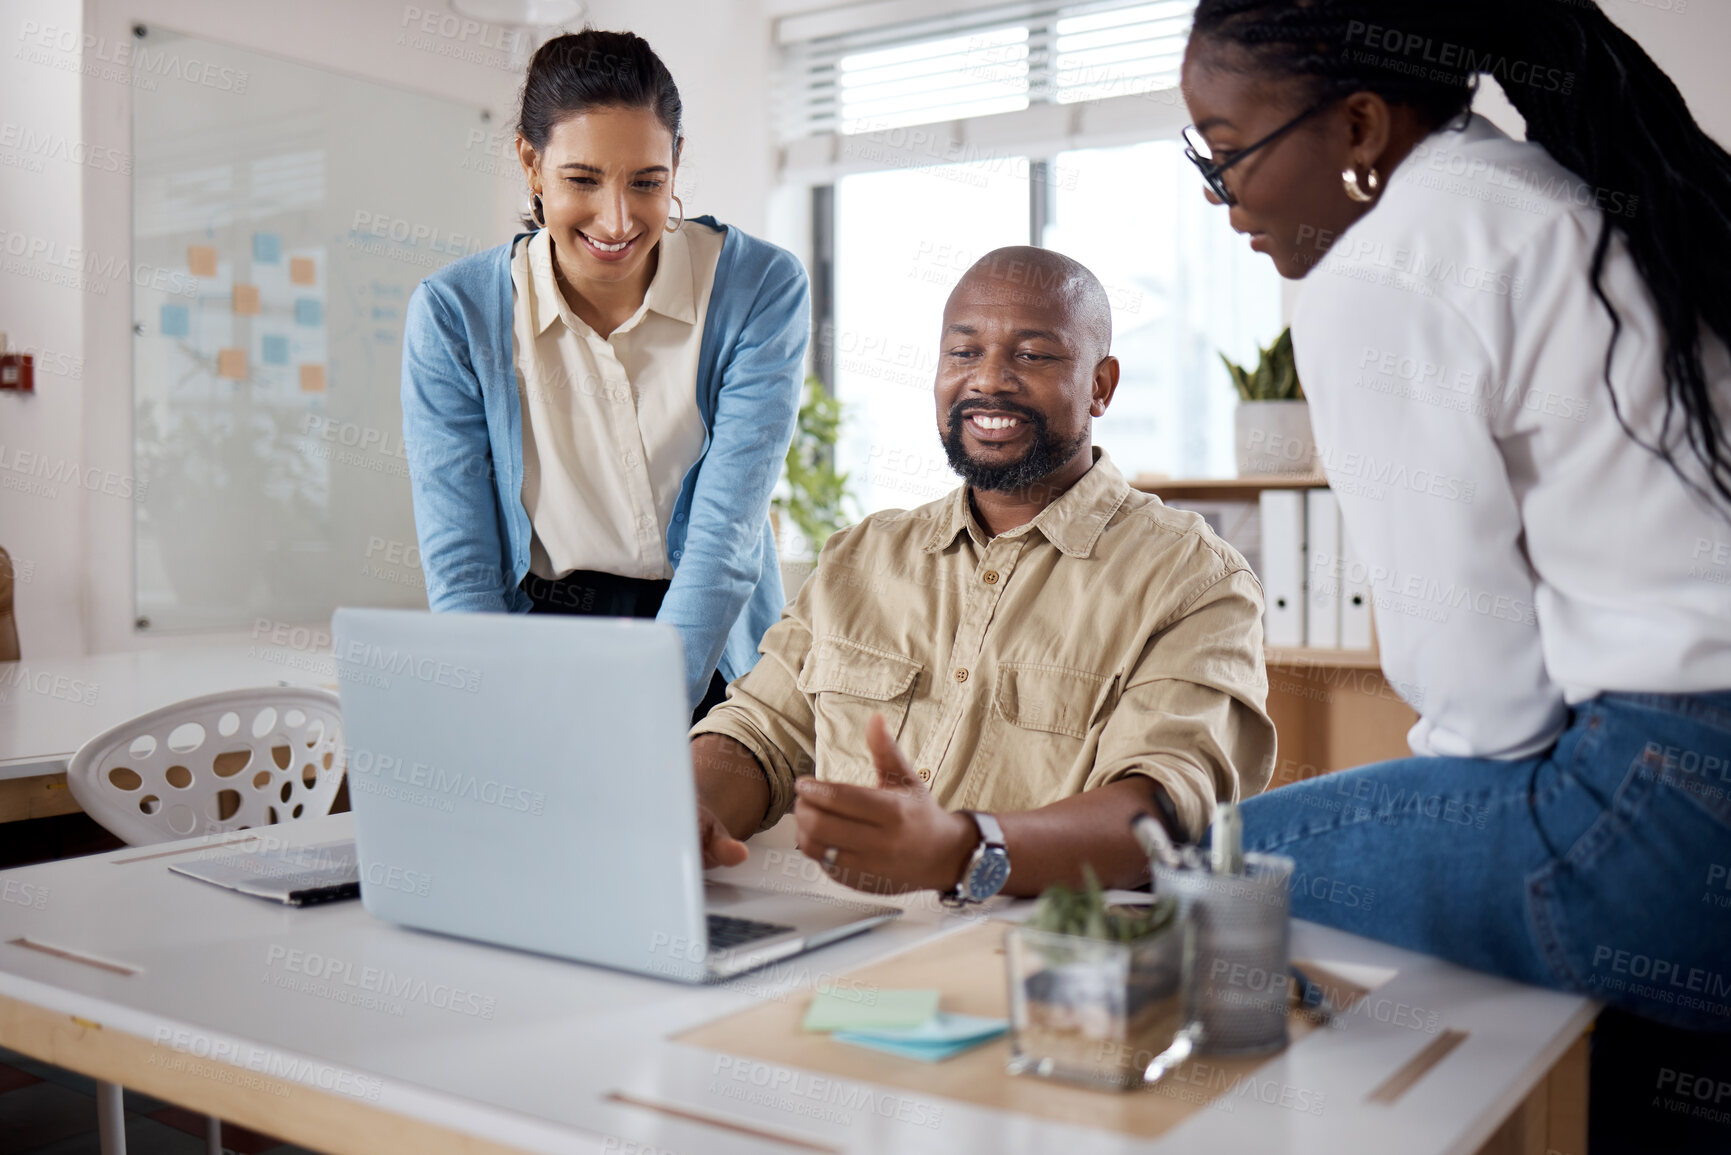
[0,772,80,824]
[0,991,539,1155]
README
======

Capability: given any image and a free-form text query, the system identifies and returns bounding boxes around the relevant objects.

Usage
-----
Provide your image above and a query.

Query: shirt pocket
[796,636,923,785]
[993,663,1116,740]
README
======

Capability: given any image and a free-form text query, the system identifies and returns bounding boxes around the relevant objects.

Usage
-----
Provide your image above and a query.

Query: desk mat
[675,920,1371,1141]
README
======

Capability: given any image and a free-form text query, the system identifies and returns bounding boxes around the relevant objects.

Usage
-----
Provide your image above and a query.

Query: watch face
[967,847,1011,900]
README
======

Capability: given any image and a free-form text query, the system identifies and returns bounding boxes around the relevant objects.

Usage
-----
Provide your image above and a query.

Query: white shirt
[1294,115,1731,759]
[511,222,723,581]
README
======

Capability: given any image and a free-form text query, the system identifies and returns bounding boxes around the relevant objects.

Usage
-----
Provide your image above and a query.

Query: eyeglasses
[1181,99,1340,207]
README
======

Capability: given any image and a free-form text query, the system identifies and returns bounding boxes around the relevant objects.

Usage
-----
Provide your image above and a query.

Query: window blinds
[777,0,1198,141]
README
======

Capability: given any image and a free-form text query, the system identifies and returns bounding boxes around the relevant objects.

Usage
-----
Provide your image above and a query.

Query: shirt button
[624,452,640,467]
[982,571,999,585]
[638,515,655,530]
[953,668,968,683]
[918,768,932,782]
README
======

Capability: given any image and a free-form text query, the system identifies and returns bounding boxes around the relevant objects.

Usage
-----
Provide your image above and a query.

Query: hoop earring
[1342,166,1381,204]
[665,194,684,234]
[528,192,545,228]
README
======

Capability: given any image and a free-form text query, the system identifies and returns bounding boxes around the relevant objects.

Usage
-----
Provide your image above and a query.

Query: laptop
[330,608,900,982]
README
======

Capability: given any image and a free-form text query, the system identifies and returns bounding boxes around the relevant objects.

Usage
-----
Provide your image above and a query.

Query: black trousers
[520,568,729,724]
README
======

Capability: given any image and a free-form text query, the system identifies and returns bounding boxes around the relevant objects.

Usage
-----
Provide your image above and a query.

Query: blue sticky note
[833,1013,1009,1063]
[261,334,289,365]
[253,233,282,263]
[294,298,322,326]
[159,304,190,337]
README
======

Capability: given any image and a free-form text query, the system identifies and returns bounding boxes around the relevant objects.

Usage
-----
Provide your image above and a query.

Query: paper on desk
[833,1012,1008,1062]
[802,988,940,1032]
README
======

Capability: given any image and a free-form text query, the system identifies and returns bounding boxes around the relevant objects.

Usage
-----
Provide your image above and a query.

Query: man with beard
[688,247,1275,900]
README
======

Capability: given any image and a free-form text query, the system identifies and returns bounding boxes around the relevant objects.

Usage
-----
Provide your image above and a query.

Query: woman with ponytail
[1181,0,1731,1029]
[401,30,809,720]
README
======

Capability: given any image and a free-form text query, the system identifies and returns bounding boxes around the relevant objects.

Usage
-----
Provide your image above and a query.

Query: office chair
[65,687,345,1155]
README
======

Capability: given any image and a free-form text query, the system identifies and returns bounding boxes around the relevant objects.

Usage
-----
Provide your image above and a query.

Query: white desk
[0,646,334,821]
[0,815,1597,1155]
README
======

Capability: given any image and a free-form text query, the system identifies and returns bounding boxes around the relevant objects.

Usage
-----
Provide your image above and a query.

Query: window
[833,161,1032,514]
[787,0,1285,518]
[1045,142,1282,479]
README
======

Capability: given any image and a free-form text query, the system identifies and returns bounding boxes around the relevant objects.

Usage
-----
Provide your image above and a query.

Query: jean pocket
[1527,748,1731,1031]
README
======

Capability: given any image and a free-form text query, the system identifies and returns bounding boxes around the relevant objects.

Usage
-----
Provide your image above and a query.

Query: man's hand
[691,733,771,870]
[698,803,749,869]
[793,713,977,894]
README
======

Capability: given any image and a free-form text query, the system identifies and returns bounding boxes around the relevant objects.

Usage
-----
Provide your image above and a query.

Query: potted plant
[1222,329,1318,476]
[1005,866,1188,1090]
[771,377,855,597]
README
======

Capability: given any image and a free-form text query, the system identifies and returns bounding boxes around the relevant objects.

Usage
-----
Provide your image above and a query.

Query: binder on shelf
[1258,489,1305,648]
[1304,489,1342,648]
[1340,521,1374,650]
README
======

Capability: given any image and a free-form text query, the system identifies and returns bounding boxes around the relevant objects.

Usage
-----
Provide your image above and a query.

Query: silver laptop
[331,608,899,982]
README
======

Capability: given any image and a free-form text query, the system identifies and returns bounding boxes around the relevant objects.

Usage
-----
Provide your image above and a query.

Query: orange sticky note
[232,283,260,315]
[299,364,326,393]
[217,348,247,380]
[290,256,316,285]
[188,245,218,277]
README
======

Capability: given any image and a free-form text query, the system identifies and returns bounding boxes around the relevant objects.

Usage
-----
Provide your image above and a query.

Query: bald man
[690,247,1275,901]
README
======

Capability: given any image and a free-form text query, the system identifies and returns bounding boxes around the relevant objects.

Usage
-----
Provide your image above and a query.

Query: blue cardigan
[399,217,810,707]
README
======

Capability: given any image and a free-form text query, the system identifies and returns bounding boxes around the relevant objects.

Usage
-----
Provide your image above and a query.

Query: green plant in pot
[772,377,855,590]
[1005,866,1187,1090]
[1222,328,1318,476]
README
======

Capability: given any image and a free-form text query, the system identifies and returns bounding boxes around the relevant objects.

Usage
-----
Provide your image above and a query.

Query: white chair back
[67,687,344,846]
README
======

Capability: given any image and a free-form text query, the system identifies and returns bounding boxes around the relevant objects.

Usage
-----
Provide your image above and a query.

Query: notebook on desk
[169,839,360,906]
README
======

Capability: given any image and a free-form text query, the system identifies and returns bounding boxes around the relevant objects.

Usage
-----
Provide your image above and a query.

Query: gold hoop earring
[527,191,545,228]
[665,194,684,234]
[1342,166,1381,204]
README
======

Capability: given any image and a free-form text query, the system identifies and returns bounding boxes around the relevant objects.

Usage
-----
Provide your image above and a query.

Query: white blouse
[511,222,724,581]
[1294,114,1731,759]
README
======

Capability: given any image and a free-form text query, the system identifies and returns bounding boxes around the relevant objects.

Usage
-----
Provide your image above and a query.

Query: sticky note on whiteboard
[188,245,218,277]
[261,335,289,365]
[253,233,281,263]
[217,348,247,380]
[290,256,317,285]
[294,298,322,326]
[299,364,326,393]
[159,304,190,337]
[233,284,260,315]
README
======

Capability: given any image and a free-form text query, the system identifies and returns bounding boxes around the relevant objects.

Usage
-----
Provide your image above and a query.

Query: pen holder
[1004,916,1192,1091]
[1154,853,1295,1057]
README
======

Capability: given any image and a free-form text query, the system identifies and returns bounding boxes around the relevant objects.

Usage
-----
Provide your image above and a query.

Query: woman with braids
[401,30,808,721]
[1181,0,1731,1029]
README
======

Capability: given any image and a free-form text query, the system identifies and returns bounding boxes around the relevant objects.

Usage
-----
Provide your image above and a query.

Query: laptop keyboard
[707,913,796,950]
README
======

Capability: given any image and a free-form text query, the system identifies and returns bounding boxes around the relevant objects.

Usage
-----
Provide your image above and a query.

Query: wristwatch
[941,811,1010,907]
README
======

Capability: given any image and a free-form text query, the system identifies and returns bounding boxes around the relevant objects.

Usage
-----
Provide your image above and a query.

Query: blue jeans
[1239,691,1731,1031]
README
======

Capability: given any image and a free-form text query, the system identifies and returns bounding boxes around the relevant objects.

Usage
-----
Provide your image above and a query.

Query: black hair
[1192,0,1731,511]
[516,28,684,227]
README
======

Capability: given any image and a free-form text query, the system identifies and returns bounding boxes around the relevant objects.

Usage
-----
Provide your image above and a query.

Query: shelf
[1132,474,1328,501]
[1266,646,1383,670]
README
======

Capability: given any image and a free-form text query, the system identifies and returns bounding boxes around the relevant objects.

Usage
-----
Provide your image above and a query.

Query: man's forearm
[991,777,1173,897]
[691,733,773,839]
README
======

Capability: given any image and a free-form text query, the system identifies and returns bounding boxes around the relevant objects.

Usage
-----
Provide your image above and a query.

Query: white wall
[1,0,88,657]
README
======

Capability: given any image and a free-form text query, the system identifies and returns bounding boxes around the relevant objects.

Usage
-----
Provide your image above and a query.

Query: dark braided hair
[516,28,684,228]
[1193,0,1731,511]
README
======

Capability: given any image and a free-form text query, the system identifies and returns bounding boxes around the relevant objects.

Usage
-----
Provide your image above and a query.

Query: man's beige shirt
[692,451,1276,839]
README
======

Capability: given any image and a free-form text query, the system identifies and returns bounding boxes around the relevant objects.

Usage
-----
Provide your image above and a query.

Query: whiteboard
[131,26,505,632]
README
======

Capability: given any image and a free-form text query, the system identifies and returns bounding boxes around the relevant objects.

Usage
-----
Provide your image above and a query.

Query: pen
[1209,801,1243,876]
